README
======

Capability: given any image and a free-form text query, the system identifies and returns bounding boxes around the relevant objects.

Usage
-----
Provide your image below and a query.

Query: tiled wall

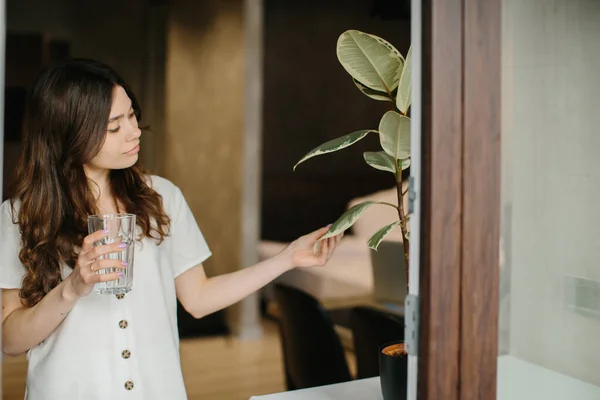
[502,0,600,385]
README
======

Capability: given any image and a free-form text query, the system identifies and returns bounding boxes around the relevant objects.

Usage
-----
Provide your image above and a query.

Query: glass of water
[87,213,136,295]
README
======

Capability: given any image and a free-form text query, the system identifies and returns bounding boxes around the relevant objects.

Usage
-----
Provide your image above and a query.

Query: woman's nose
[126,118,141,139]
[130,125,141,139]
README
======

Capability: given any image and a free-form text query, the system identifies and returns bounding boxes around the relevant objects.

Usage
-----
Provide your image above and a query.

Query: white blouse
[0,175,212,400]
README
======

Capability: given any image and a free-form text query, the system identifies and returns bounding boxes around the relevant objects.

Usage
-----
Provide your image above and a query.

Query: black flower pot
[379,342,408,400]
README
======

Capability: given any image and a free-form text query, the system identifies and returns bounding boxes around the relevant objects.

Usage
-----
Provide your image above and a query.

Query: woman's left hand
[280,225,343,269]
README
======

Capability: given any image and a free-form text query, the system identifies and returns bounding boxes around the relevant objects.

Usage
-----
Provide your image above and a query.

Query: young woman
[0,58,342,399]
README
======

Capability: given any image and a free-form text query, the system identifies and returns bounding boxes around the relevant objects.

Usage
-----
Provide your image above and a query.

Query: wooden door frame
[0,0,6,392]
[418,0,501,399]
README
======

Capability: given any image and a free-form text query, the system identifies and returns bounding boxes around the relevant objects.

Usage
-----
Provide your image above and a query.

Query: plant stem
[396,173,410,291]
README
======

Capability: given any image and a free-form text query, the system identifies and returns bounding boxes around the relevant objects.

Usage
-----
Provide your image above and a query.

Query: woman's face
[85,85,141,174]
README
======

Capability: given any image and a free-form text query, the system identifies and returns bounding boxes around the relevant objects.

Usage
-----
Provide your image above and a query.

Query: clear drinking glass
[87,213,136,295]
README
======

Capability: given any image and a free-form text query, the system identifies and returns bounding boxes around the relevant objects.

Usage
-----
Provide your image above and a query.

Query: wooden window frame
[418,0,501,399]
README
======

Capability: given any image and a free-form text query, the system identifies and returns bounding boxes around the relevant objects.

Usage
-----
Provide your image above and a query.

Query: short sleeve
[166,185,212,278]
[0,200,26,289]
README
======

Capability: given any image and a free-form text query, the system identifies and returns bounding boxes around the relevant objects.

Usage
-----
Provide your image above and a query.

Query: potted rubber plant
[294,30,411,400]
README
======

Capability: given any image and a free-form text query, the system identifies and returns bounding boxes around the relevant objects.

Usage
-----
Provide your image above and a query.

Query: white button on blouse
[0,175,212,400]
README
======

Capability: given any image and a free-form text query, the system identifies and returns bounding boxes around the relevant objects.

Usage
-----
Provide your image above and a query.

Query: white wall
[501,0,600,386]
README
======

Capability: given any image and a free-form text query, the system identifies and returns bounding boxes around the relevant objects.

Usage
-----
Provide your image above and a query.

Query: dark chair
[273,283,352,390]
[350,305,405,379]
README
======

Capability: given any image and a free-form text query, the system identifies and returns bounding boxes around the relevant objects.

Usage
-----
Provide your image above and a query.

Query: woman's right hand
[66,229,128,299]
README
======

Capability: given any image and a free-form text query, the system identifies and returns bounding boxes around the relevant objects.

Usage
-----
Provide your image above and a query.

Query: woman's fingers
[82,266,123,284]
[92,271,124,283]
[81,229,108,253]
[86,260,125,283]
[319,237,330,265]
[93,259,128,272]
[327,236,339,260]
[84,242,127,262]
[308,225,331,242]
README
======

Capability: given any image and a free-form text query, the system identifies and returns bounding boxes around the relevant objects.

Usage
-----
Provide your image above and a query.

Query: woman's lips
[124,144,140,155]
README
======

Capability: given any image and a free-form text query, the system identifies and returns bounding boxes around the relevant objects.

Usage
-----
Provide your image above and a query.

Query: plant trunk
[396,175,410,291]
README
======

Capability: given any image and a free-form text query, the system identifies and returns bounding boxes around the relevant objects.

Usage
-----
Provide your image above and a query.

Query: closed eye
[108,109,136,133]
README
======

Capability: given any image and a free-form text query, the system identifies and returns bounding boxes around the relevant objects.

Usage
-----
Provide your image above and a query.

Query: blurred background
[1,0,410,398]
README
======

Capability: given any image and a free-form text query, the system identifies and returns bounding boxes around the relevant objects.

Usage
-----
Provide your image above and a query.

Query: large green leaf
[294,130,373,171]
[364,151,396,173]
[315,201,376,251]
[368,221,401,251]
[396,45,412,114]
[353,79,392,102]
[379,111,411,160]
[367,34,405,63]
[337,30,403,93]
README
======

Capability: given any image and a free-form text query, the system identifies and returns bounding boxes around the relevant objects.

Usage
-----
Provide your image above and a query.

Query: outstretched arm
[175,226,341,319]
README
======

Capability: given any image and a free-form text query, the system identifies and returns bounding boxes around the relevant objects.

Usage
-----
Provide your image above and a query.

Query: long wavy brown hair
[9,58,170,307]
